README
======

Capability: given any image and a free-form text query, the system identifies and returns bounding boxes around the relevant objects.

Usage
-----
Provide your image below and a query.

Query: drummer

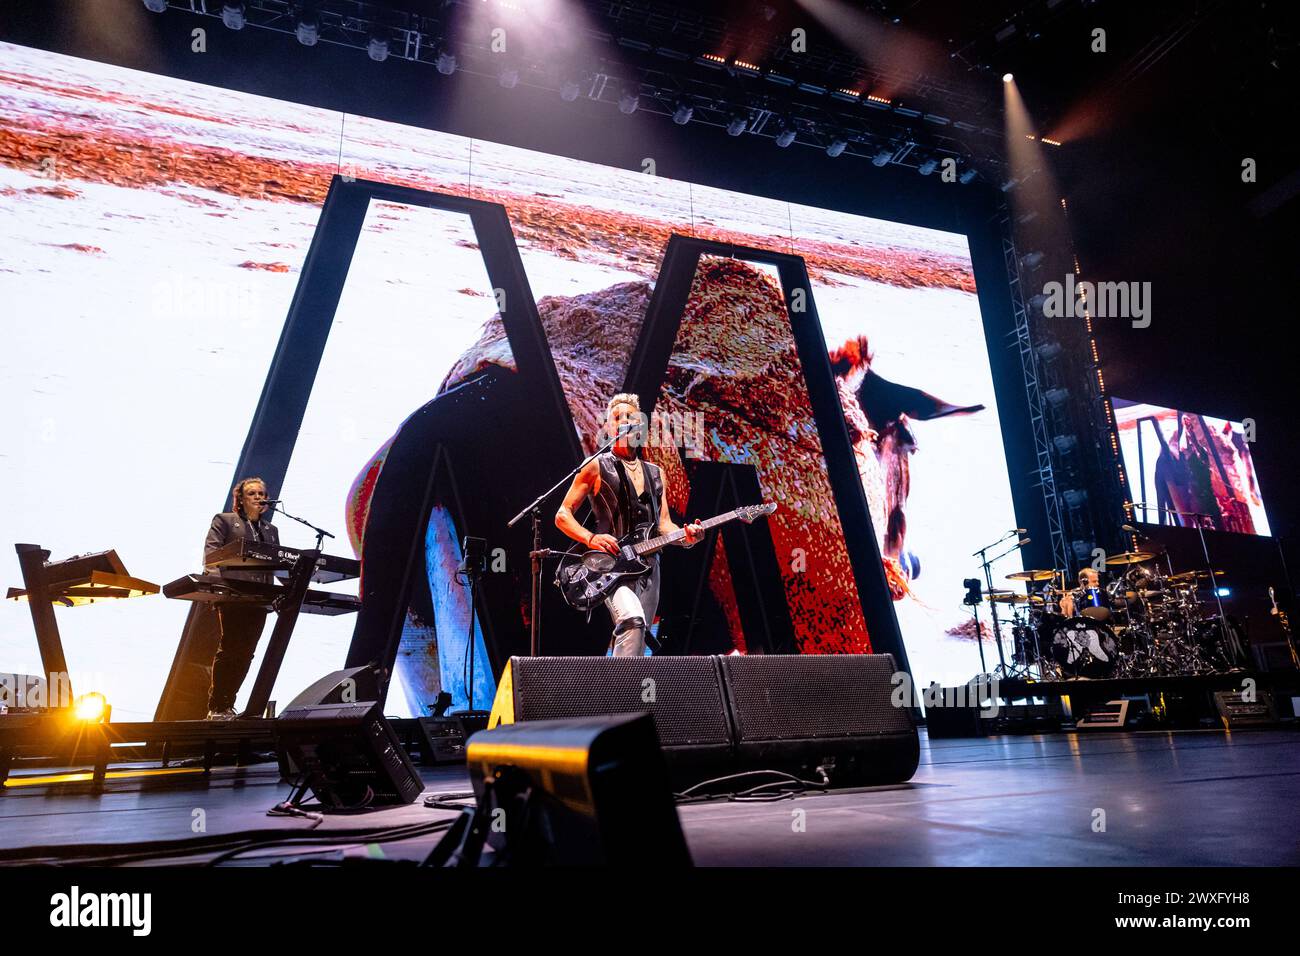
[1060,568,1111,621]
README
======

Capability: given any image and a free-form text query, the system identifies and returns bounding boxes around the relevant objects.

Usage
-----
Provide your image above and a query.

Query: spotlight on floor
[436,50,458,76]
[295,10,320,47]
[618,89,641,114]
[672,99,694,125]
[142,0,168,12]
[221,1,246,30]
[1020,250,1045,270]
[826,137,847,158]
[368,28,390,62]
[872,147,892,167]
[73,692,109,724]
[726,111,748,136]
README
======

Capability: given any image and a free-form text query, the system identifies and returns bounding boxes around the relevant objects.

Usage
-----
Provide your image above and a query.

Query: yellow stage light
[73,692,108,723]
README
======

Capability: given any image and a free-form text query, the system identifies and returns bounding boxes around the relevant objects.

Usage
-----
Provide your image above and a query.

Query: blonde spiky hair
[605,392,641,417]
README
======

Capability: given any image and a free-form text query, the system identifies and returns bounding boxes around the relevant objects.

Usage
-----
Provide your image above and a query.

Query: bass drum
[1049,618,1120,678]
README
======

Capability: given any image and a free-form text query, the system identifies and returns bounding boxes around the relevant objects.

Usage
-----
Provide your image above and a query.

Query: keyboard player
[202,477,279,720]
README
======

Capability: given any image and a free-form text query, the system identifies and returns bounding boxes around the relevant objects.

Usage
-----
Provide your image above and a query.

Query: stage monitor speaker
[489,653,918,788]
[488,656,733,779]
[283,664,382,709]
[275,699,423,809]
[1213,689,1277,728]
[718,654,919,786]
[464,712,691,866]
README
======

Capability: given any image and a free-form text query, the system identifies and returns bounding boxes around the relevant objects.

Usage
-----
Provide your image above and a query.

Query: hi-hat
[1006,569,1057,582]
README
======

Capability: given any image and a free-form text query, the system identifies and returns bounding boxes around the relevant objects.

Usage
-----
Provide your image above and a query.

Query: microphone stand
[270,501,335,552]
[973,531,1021,678]
[507,427,629,657]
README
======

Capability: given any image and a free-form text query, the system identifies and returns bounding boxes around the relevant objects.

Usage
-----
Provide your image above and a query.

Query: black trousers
[208,605,268,712]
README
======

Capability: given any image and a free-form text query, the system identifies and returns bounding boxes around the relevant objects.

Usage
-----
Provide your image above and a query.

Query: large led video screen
[0,41,1022,718]
[1114,398,1269,536]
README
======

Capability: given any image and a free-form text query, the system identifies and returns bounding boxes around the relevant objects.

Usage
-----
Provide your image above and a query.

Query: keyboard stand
[238,548,320,719]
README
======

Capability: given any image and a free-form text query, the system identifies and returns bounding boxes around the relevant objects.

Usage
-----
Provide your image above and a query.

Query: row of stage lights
[140,0,1013,177]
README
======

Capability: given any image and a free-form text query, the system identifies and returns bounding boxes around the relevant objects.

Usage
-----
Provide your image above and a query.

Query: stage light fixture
[1062,489,1089,509]
[1052,434,1078,455]
[1000,177,1020,192]
[917,158,938,175]
[1027,292,1049,313]
[295,10,320,47]
[1044,386,1070,407]
[1036,341,1063,361]
[73,692,108,724]
[826,137,848,158]
[368,28,390,62]
[773,120,796,148]
[672,99,694,125]
[618,89,641,114]
[222,1,246,30]
[142,0,168,12]
[726,111,748,136]
[872,147,892,167]
[559,77,581,101]
[1003,72,1014,82]
[499,66,520,89]
[436,50,458,76]
[959,167,977,184]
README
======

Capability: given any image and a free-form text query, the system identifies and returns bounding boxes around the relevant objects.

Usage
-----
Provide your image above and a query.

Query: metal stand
[973,531,1029,677]
[13,544,73,705]
[238,548,319,719]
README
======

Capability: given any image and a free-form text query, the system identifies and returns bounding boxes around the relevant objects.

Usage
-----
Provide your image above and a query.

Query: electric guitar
[555,502,777,612]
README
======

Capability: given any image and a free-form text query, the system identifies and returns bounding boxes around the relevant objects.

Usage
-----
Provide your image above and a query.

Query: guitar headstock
[736,502,777,524]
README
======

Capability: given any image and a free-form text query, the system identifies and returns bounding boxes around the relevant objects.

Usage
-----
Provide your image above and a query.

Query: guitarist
[555,393,703,656]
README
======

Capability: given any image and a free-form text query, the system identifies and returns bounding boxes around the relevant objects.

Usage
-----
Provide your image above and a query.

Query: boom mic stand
[973,530,1031,678]
[269,500,334,552]
[507,424,634,657]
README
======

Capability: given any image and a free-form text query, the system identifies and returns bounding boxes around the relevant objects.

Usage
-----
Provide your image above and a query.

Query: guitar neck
[633,510,739,557]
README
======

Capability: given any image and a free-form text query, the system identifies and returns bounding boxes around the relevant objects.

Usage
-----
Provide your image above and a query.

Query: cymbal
[1105,550,1160,566]
[987,591,1030,604]
[1006,569,1057,582]
[1165,570,1225,583]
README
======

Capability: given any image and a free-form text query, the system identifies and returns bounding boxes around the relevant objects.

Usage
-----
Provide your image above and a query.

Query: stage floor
[2,729,1297,866]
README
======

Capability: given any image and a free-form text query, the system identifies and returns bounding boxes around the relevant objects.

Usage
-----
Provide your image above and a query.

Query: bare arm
[659,482,703,546]
[556,459,608,550]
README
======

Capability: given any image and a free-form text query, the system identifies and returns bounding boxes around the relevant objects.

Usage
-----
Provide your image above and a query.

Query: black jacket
[204,512,280,583]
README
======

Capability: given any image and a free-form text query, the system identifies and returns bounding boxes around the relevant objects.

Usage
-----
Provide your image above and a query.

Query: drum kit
[983,547,1244,680]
